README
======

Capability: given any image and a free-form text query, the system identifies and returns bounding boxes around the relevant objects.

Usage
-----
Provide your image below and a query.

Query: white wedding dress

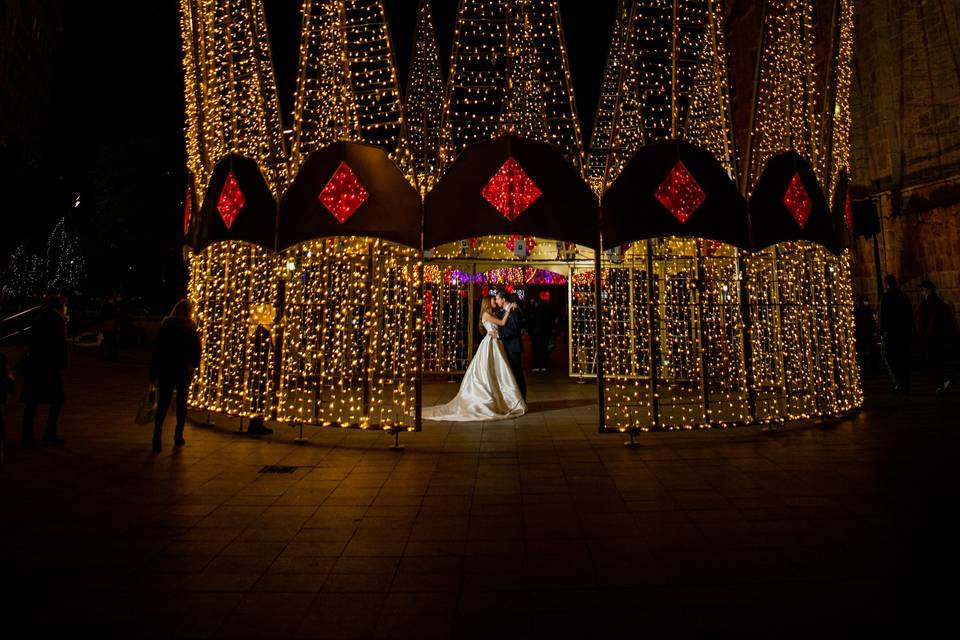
[423,319,527,421]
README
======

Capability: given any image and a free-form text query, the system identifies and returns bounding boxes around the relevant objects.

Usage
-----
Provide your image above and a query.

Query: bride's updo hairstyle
[479,296,494,333]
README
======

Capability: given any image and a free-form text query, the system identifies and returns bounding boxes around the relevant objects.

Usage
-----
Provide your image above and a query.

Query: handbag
[135,384,159,425]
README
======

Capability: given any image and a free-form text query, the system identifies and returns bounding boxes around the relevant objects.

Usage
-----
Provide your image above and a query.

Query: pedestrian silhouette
[149,300,200,452]
[916,280,956,394]
[20,295,69,445]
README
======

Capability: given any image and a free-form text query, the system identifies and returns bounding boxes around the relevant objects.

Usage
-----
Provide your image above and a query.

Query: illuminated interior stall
[177,0,863,438]
[184,155,279,420]
[423,135,601,378]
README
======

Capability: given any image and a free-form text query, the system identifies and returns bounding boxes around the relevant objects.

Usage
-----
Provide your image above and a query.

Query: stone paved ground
[1,347,958,637]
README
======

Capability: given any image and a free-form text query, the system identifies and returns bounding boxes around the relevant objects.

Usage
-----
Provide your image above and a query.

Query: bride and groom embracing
[423,291,528,421]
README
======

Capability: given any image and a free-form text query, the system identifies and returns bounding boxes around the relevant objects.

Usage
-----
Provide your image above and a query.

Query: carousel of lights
[179,0,862,435]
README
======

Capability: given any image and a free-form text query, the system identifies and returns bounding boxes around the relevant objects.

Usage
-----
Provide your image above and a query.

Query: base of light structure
[187,236,862,435]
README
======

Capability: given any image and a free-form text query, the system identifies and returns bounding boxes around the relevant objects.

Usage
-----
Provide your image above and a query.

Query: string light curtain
[524,0,586,172]
[587,0,631,193]
[343,0,414,180]
[746,0,821,192]
[276,239,421,430]
[291,0,360,171]
[827,0,854,202]
[440,0,585,174]
[406,0,445,192]
[603,0,735,185]
[188,242,277,419]
[178,0,289,195]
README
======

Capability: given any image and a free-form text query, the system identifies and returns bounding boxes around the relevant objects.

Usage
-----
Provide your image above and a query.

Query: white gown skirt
[423,336,527,421]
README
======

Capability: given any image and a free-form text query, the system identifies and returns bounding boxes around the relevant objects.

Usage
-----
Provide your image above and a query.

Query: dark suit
[499,306,526,400]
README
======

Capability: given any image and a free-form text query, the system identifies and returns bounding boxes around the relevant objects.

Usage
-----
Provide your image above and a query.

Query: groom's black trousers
[505,350,527,400]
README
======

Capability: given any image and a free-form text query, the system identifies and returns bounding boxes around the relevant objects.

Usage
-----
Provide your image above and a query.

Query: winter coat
[150,316,201,383]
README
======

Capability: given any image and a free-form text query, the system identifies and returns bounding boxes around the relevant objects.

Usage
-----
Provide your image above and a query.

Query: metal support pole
[294,422,307,444]
[738,252,757,423]
[389,426,405,451]
[594,241,606,432]
[646,240,661,429]
[695,243,710,426]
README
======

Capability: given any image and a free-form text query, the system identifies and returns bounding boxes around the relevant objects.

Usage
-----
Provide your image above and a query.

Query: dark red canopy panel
[278,142,422,250]
[187,154,277,252]
[424,135,600,250]
[601,140,751,250]
[831,168,854,251]
[749,151,839,255]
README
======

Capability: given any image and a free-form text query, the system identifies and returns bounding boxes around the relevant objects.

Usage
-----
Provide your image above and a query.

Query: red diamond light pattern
[319,162,369,223]
[217,171,245,230]
[844,191,854,232]
[655,161,705,224]
[481,157,542,221]
[784,171,812,228]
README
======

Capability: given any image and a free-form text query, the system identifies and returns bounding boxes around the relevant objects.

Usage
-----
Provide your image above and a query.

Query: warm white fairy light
[177,0,863,436]
[179,0,289,195]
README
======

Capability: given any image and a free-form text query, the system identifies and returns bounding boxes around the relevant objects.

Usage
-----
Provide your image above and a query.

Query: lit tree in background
[291,0,360,169]
[746,0,821,192]
[406,0,444,191]
[440,0,584,174]
[179,0,289,194]
[601,0,736,186]
[0,246,42,302]
[45,217,86,294]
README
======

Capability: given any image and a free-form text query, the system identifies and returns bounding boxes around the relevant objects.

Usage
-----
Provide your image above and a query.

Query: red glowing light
[481,157,542,221]
[655,161,705,224]
[319,162,369,223]
[784,172,812,228]
[217,171,245,230]
[424,289,433,325]
[844,191,853,232]
[183,187,192,236]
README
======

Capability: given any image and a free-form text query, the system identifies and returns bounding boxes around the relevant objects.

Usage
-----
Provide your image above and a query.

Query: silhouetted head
[884,274,898,290]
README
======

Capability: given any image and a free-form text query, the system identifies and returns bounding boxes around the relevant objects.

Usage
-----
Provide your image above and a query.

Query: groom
[494,291,527,401]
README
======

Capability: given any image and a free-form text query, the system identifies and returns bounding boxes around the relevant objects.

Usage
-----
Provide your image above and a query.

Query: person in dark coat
[915,280,956,394]
[495,291,526,400]
[0,352,14,454]
[149,300,201,452]
[854,296,879,373]
[528,298,555,373]
[879,275,914,393]
[20,295,69,446]
[99,293,121,361]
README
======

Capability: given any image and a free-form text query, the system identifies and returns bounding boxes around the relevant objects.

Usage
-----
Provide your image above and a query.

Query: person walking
[0,352,15,463]
[149,300,200,452]
[854,296,879,373]
[879,275,914,393]
[915,280,956,394]
[20,295,69,446]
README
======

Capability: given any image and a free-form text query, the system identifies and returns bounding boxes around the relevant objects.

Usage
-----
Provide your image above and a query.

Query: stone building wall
[849,0,960,315]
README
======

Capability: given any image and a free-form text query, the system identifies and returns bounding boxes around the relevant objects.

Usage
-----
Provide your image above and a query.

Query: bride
[423,295,527,421]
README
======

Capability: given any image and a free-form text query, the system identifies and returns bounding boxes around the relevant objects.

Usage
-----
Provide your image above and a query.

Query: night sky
[14,1,616,306]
